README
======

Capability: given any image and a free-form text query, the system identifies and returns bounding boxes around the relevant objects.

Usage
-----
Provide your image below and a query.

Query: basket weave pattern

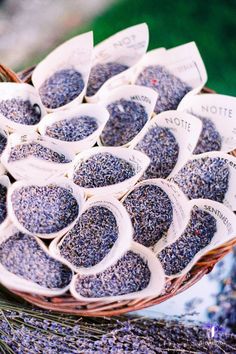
[0,64,235,316]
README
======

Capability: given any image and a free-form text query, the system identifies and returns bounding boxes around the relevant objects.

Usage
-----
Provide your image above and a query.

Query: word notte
[201,105,233,118]
[164,116,191,132]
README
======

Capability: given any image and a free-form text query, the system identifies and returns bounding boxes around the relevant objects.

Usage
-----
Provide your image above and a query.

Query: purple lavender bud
[135,126,179,179]
[0,232,72,288]
[100,99,148,146]
[172,157,229,202]
[0,184,7,225]
[39,69,84,109]
[135,65,192,113]
[75,251,151,297]
[11,185,79,234]
[0,98,42,125]
[8,142,71,163]
[45,115,98,142]
[86,62,129,97]
[193,116,222,154]
[158,207,217,275]
[59,206,118,268]
[73,152,135,188]
[123,184,173,247]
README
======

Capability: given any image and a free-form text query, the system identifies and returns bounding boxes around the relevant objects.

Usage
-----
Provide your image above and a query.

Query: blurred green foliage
[25,0,235,96]
[67,0,236,95]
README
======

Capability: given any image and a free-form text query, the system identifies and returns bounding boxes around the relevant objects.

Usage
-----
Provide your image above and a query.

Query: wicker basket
[0,64,236,317]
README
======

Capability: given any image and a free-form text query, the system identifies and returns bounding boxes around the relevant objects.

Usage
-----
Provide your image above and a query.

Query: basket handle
[0,64,22,83]
[17,66,35,83]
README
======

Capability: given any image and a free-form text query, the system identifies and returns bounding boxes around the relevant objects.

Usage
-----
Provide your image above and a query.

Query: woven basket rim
[0,64,235,317]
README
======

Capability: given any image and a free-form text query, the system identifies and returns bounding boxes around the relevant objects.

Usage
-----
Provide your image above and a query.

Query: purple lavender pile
[0,232,72,288]
[39,69,84,109]
[100,98,148,146]
[45,115,98,142]
[0,98,41,125]
[1,308,235,354]
[8,142,71,163]
[0,184,7,225]
[59,206,118,268]
[135,125,179,179]
[73,152,135,188]
[172,157,229,202]
[11,185,79,234]
[157,207,217,276]
[75,251,151,297]
[86,62,129,97]
[123,184,173,247]
[95,320,235,354]
[194,117,222,154]
[135,65,192,113]
[0,132,7,155]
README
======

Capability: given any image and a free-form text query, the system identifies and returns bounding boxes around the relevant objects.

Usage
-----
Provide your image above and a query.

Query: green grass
[24,0,236,96]
[67,0,236,96]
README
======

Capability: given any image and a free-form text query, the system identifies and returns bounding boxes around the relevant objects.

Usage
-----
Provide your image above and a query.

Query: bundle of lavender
[0,288,235,354]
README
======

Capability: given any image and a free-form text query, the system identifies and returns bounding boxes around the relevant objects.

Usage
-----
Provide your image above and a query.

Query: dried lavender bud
[86,62,129,97]
[59,206,118,268]
[8,142,71,163]
[193,117,222,154]
[123,185,173,247]
[0,232,72,288]
[73,152,135,188]
[11,185,79,234]
[39,69,84,109]
[135,65,192,113]
[157,207,217,275]
[45,115,98,142]
[75,251,151,297]
[100,99,148,146]
[172,157,229,202]
[0,184,7,224]
[0,132,7,155]
[0,98,42,125]
[135,126,179,179]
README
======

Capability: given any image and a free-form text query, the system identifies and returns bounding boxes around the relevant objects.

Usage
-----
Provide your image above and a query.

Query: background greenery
[66,0,236,96]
